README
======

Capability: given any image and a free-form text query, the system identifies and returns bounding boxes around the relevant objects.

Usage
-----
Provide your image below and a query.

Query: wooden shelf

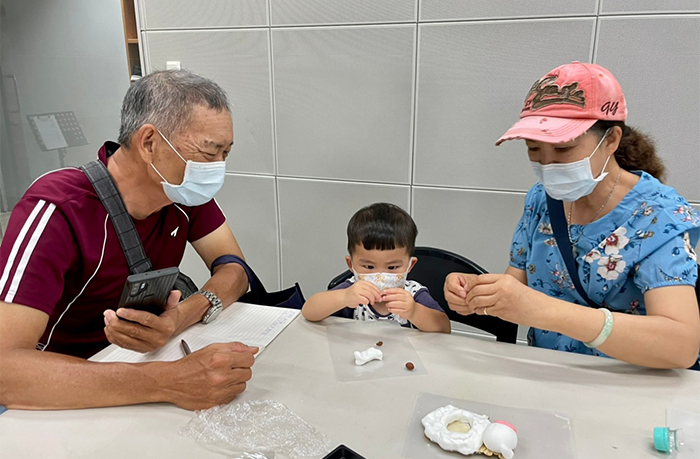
[122,0,138,41]
[121,0,141,82]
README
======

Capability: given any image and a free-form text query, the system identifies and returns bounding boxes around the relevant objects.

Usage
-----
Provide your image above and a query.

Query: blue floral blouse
[510,171,700,358]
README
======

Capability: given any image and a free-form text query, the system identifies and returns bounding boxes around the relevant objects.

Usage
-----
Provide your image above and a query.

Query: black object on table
[322,444,366,459]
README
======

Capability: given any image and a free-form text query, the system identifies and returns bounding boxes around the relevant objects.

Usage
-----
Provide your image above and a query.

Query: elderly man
[0,70,255,410]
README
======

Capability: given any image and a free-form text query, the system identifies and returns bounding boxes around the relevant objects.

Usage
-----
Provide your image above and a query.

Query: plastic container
[322,444,366,459]
[654,427,684,454]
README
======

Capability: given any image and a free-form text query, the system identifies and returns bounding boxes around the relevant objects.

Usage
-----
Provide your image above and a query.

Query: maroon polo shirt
[0,142,225,358]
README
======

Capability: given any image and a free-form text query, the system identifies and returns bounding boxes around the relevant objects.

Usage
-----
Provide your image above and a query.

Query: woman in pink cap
[445,62,700,369]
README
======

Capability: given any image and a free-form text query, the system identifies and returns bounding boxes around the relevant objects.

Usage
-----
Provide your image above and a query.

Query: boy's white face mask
[354,271,408,291]
[352,262,413,291]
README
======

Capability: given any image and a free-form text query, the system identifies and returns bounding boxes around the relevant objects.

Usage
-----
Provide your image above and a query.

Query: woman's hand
[444,272,479,315]
[465,273,545,325]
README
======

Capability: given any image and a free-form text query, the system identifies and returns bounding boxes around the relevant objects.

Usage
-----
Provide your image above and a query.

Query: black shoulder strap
[546,193,600,307]
[80,160,152,274]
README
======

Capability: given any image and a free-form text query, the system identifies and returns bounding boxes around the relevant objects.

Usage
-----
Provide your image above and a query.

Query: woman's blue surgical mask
[151,129,226,207]
[530,129,611,202]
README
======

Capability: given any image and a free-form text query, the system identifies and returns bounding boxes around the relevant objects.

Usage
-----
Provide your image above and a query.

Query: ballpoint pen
[180,339,192,356]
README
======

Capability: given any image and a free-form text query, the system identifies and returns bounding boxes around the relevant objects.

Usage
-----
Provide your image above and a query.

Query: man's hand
[163,341,257,410]
[103,290,182,353]
[444,272,479,315]
[382,288,417,320]
[343,281,382,308]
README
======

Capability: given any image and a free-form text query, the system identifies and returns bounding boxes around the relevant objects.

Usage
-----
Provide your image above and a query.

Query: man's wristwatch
[197,289,223,324]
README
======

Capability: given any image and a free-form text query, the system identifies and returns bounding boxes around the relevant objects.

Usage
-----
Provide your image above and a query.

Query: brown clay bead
[405,362,415,371]
[376,341,383,346]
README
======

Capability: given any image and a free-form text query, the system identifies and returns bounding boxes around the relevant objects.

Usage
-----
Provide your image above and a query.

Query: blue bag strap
[210,254,265,296]
[546,193,600,308]
[210,254,305,309]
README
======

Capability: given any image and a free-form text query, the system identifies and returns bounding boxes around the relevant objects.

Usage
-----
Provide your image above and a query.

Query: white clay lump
[354,347,383,365]
[421,405,491,456]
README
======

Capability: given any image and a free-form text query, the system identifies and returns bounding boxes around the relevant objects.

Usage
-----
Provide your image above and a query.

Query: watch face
[199,290,223,324]
[202,303,224,324]
[204,305,223,324]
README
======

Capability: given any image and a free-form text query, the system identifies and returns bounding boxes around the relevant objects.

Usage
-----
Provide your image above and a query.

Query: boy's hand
[382,288,417,320]
[344,281,382,308]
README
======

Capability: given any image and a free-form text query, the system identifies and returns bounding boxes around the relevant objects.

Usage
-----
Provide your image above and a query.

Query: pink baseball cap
[495,61,627,146]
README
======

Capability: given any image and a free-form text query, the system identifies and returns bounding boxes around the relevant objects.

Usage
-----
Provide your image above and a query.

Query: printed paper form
[95,302,299,363]
[33,115,68,150]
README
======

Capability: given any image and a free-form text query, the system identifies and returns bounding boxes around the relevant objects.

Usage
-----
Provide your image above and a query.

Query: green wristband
[584,308,614,348]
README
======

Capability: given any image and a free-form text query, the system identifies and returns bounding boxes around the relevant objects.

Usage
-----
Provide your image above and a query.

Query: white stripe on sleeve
[5,203,57,303]
[0,199,46,295]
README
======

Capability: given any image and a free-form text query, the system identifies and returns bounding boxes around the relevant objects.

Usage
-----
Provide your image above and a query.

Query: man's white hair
[117,70,230,147]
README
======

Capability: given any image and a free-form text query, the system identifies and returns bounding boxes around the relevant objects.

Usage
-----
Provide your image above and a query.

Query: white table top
[1,315,698,459]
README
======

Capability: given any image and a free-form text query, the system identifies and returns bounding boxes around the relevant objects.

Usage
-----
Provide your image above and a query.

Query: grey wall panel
[145,30,275,175]
[179,174,280,290]
[141,0,268,29]
[271,0,416,26]
[597,16,700,201]
[412,187,525,275]
[600,0,700,14]
[278,178,410,296]
[273,25,415,183]
[421,0,597,21]
[414,19,595,191]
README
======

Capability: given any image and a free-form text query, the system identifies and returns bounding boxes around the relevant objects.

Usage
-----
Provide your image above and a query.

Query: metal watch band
[197,289,223,324]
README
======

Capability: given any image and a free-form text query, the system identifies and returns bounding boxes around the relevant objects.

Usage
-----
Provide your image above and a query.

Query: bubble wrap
[181,400,333,459]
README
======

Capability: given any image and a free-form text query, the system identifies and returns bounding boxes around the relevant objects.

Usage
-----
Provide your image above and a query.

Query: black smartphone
[117,267,180,317]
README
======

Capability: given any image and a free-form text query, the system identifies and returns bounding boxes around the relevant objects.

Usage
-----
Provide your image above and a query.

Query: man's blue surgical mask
[151,129,226,207]
[530,129,611,202]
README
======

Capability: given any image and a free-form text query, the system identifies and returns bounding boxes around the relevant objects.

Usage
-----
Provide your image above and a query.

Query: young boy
[302,203,450,333]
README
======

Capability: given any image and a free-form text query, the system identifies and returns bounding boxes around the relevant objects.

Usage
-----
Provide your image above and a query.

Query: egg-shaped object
[482,421,518,459]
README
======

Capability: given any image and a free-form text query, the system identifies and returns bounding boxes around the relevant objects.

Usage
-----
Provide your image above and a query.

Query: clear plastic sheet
[402,392,576,459]
[325,321,427,381]
[181,400,334,459]
[667,409,700,457]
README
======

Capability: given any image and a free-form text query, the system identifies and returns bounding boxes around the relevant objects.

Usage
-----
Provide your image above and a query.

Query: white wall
[135,1,700,310]
[0,0,130,201]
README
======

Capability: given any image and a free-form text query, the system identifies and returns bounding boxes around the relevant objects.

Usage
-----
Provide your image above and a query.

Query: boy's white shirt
[347,276,425,327]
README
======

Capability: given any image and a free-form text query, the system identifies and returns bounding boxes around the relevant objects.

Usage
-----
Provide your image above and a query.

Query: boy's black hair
[347,203,417,255]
